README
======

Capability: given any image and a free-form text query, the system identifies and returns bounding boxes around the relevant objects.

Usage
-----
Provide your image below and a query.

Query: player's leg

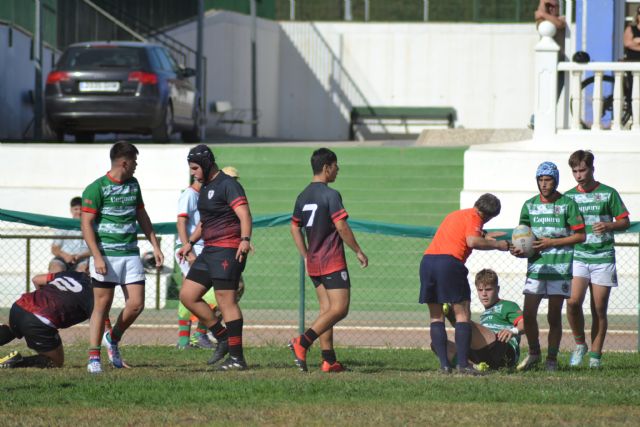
[176,301,192,349]
[517,291,543,371]
[545,294,565,371]
[317,287,350,372]
[35,345,64,368]
[589,283,611,367]
[112,282,145,338]
[427,302,450,371]
[88,284,115,373]
[191,288,218,349]
[0,323,17,346]
[214,284,246,370]
[451,300,475,372]
[567,267,590,366]
[470,321,498,350]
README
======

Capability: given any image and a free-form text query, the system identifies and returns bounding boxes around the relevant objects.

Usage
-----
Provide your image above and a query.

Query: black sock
[454,322,472,368]
[14,355,53,368]
[321,349,337,364]
[0,324,16,346]
[430,321,450,369]
[226,318,243,359]
[208,320,228,342]
[300,328,318,349]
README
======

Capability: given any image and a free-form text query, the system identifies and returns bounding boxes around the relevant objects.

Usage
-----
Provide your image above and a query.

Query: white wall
[166,13,538,140]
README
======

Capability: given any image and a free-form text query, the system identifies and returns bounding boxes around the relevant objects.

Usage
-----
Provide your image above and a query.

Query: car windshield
[59,47,144,69]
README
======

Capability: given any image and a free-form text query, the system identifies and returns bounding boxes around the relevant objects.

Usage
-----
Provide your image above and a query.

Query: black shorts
[469,340,517,369]
[9,304,61,353]
[419,254,471,304]
[186,246,246,291]
[310,269,350,290]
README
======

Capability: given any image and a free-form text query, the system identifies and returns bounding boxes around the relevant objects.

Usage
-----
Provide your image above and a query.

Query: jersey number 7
[302,203,318,227]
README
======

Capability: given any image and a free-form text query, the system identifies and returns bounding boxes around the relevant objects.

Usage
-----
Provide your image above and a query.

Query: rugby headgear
[187,144,215,178]
[536,161,559,190]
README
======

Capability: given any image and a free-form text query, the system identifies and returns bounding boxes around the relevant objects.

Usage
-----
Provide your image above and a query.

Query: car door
[156,47,195,126]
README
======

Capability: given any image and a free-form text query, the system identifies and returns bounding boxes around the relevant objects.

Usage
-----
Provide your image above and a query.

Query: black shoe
[457,365,486,376]
[217,356,248,371]
[0,351,23,368]
[207,340,229,365]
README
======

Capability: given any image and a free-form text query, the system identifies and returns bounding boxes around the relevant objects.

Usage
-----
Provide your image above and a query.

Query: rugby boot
[102,331,124,368]
[217,355,248,371]
[190,333,215,349]
[207,339,229,365]
[569,344,588,367]
[516,353,541,371]
[87,360,103,374]
[321,360,348,373]
[0,351,23,368]
[288,337,308,372]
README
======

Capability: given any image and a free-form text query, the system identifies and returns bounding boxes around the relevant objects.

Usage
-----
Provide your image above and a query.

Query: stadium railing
[0,208,638,351]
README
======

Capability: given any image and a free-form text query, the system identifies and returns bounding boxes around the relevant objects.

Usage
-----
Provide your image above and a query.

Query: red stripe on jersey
[331,210,348,223]
[46,273,55,283]
[331,209,346,220]
[513,314,524,327]
[615,211,630,221]
[82,206,98,214]
[229,196,248,209]
[177,213,189,218]
[106,172,122,184]
[291,216,302,225]
[571,223,585,231]
[205,239,240,249]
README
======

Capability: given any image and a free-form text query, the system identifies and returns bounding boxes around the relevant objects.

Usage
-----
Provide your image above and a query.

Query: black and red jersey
[15,271,93,329]
[198,171,248,249]
[292,182,349,276]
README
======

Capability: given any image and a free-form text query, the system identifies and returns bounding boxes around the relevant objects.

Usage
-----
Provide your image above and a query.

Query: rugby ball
[512,225,535,258]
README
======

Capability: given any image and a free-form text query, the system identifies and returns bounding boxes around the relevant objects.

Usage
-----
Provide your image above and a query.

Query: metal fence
[0,211,638,351]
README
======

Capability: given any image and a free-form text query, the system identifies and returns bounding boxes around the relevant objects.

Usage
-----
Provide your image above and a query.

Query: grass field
[1,345,640,426]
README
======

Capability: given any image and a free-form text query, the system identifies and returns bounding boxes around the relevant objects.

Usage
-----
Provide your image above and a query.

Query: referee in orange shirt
[419,194,510,374]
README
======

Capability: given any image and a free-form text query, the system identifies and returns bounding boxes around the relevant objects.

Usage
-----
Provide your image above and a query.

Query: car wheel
[74,132,94,142]
[152,104,174,142]
[181,104,201,143]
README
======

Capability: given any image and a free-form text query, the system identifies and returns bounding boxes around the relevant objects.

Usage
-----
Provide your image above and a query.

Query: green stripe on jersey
[519,194,583,280]
[565,183,628,264]
[82,175,143,256]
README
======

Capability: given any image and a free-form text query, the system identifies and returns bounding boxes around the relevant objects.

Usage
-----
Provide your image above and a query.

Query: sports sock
[528,342,541,356]
[430,321,450,369]
[547,347,559,361]
[110,324,124,343]
[300,328,319,349]
[88,346,101,362]
[226,318,244,359]
[573,334,585,345]
[0,324,16,346]
[194,322,208,336]
[104,317,113,334]
[454,322,472,368]
[177,319,191,347]
[208,320,228,342]
[322,349,337,365]
[588,351,602,360]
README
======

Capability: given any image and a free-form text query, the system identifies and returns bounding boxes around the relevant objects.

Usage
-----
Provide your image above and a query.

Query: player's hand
[496,329,514,343]
[177,243,191,262]
[186,252,196,266]
[510,246,526,258]
[153,249,164,268]
[236,240,252,262]
[356,250,368,268]
[484,231,506,240]
[94,255,107,275]
[532,238,553,251]
[591,222,609,236]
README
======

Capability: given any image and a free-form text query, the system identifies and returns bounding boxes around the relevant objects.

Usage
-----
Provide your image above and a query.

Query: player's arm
[335,219,368,268]
[592,216,631,235]
[467,235,510,251]
[533,228,586,250]
[31,273,51,289]
[137,208,164,268]
[290,222,308,259]
[81,211,106,274]
[496,312,524,342]
[179,221,202,261]
[233,204,253,262]
[176,216,190,246]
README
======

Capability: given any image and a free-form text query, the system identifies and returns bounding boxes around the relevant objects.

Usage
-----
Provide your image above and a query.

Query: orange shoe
[321,360,347,373]
[288,337,308,372]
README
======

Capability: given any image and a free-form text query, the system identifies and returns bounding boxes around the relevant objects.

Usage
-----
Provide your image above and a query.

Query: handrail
[558,62,640,72]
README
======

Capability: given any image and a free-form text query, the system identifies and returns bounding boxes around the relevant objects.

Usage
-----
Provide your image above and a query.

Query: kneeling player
[435,269,524,370]
[0,271,93,368]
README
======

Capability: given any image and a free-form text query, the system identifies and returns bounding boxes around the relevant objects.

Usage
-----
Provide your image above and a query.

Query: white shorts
[174,244,203,276]
[90,255,146,285]
[523,278,571,298]
[572,260,618,287]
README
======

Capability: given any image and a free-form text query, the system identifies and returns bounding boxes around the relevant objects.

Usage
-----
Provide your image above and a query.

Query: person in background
[48,197,91,274]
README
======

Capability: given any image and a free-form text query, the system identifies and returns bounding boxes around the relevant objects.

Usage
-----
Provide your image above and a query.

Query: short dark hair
[311,148,338,175]
[70,197,82,207]
[568,150,594,169]
[474,193,501,218]
[110,140,139,161]
[475,269,499,287]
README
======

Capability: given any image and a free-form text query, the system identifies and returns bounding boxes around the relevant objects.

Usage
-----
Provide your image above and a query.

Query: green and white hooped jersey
[479,299,523,361]
[82,173,144,256]
[519,194,584,280]
[565,183,629,264]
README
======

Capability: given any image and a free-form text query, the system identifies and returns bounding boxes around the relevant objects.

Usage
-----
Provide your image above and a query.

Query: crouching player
[0,271,93,368]
[437,269,524,370]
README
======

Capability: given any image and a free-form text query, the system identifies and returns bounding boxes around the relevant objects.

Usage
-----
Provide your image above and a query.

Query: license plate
[78,81,120,92]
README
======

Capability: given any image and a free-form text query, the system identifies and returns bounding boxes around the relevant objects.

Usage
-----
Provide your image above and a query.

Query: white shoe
[87,360,102,374]
[102,331,123,368]
[516,354,541,371]
[589,357,602,368]
[569,344,588,367]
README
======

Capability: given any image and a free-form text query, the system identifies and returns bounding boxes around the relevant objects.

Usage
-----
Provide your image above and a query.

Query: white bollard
[534,21,561,140]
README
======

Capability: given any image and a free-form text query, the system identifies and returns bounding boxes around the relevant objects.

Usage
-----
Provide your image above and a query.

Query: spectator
[48,197,91,273]
[623,6,640,61]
